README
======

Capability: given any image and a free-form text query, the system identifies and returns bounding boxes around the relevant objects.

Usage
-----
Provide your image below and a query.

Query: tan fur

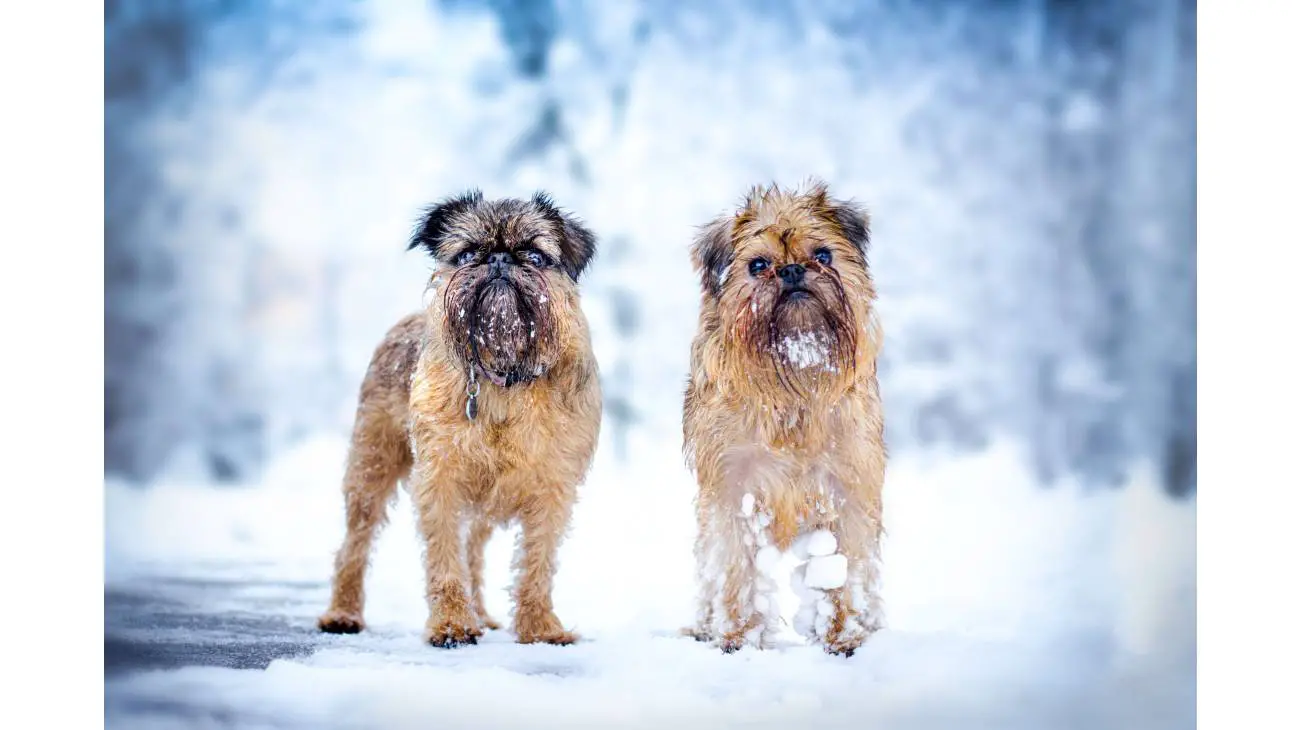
[682,179,886,656]
[318,193,601,647]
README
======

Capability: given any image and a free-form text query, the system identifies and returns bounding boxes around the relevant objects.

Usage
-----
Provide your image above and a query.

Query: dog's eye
[520,249,548,267]
[454,250,477,266]
[813,248,833,266]
[748,258,771,276]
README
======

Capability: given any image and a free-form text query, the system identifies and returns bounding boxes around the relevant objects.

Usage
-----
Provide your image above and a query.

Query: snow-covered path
[105,436,1195,729]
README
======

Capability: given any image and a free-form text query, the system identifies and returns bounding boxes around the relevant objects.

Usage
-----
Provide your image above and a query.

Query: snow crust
[803,554,849,590]
[803,529,838,558]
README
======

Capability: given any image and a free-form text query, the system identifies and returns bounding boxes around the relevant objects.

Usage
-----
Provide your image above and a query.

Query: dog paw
[514,605,578,645]
[681,625,714,643]
[424,622,483,648]
[715,617,771,654]
[472,595,502,631]
[822,621,879,658]
[318,610,365,634]
[473,601,503,631]
[717,633,750,654]
[515,620,580,645]
[518,628,579,646]
[823,636,861,657]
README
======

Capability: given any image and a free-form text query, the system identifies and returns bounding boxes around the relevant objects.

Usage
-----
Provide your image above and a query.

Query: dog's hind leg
[318,408,411,634]
[466,515,502,630]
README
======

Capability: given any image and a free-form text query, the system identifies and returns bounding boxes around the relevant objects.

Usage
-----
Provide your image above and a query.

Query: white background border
[1197,2,1299,728]
[0,2,1293,728]
[1,3,104,727]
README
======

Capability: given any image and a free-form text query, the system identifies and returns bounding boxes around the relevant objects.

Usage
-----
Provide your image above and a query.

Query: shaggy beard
[442,271,557,385]
[737,288,858,395]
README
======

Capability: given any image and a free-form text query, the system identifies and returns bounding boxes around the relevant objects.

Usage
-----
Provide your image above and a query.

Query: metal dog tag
[465,370,480,421]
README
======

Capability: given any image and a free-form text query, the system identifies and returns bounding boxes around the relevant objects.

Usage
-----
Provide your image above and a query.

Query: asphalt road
[104,573,341,728]
[105,580,326,676]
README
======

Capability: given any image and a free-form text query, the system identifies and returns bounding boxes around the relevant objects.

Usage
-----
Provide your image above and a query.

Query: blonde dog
[683,180,886,656]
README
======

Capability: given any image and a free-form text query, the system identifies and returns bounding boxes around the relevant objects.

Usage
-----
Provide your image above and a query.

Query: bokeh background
[104,0,1195,726]
[105,0,1194,496]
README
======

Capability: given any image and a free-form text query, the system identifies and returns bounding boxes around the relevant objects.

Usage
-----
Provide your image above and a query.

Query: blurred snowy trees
[104,0,1195,497]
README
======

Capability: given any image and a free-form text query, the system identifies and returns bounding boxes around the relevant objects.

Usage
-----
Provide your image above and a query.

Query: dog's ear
[827,197,870,256]
[807,182,870,257]
[408,189,484,259]
[532,191,597,281]
[691,215,735,298]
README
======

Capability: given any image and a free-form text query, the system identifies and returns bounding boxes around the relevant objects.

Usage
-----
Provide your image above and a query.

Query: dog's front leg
[510,486,578,645]
[798,476,884,657]
[684,496,721,642]
[410,460,482,648]
[711,502,772,653]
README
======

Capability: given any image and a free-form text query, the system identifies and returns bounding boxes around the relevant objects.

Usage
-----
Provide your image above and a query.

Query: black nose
[778,264,805,287]
[487,251,512,278]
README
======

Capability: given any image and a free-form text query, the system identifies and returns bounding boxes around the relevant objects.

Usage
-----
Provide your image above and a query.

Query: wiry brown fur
[682,179,886,656]
[318,191,601,647]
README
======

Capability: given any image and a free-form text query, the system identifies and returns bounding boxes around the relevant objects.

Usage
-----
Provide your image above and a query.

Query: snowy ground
[105,431,1195,729]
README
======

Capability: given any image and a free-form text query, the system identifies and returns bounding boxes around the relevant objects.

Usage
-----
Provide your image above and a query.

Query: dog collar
[464,364,531,421]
